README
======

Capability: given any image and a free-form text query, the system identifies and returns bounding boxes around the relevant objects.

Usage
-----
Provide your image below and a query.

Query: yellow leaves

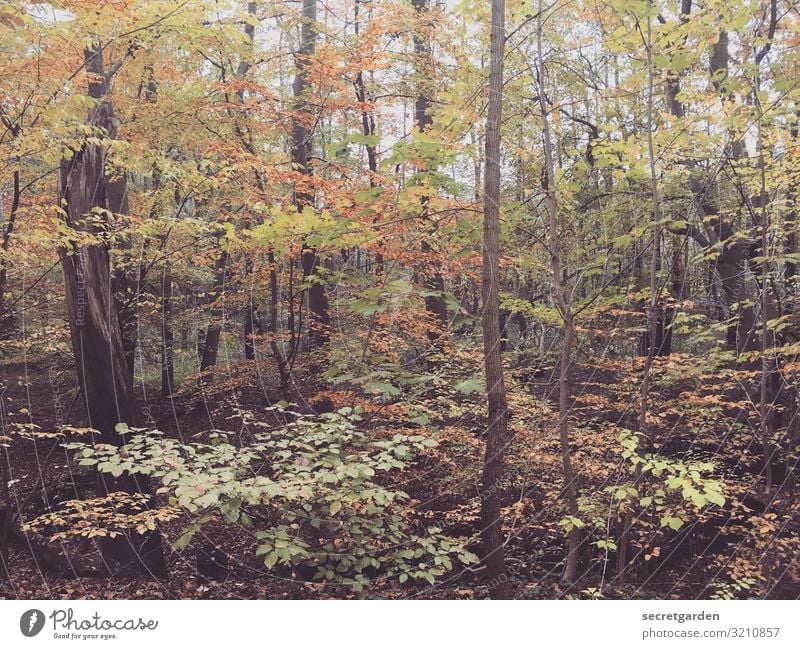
[644,546,661,561]
[249,204,336,250]
[6,422,70,441]
[24,492,182,544]
[60,426,101,436]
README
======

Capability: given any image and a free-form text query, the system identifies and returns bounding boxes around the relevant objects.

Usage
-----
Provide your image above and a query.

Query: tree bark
[0,169,20,338]
[237,2,260,362]
[108,170,138,379]
[293,0,330,348]
[160,264,174,398]
[58,44,165,577]
[537,5,580,585]
[412,0,448,345]
[479,0,510,599]
[618,8,662,586]
[200,249,228,375]
[354,0,383,276]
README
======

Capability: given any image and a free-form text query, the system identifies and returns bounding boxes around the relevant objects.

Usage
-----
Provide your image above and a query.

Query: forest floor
[1,344,798,600]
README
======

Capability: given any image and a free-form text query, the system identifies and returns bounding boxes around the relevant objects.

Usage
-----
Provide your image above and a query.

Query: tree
[617,2,664,585]
[536,2,581,584]
[58,43,165,577]
[293,0,330,349]
[479,0,509,599]
[412,0,449,348]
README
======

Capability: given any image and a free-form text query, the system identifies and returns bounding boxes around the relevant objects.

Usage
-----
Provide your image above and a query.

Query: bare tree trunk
[412,0,448,345]
[58,44,165,577]
[0,407,11,580]
[537,5,580,585]
[755,70,775,501]
[354,0,383,275]
[479,0,509,599]
[293,0,330,348]
[243,258,260,362]
[160,264,174,398]
[709,29,758,352]
[108,171,138,380]
[267,250,290,392]
[617,8,662,586]
[0,169,20,338]
[237,2,259,362]
[783,108,799,498]
[200,249,228,375]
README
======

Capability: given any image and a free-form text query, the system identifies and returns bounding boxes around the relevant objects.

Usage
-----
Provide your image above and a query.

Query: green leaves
[660,515,684,531]
[65,407,462,593]
[559,515,585,533]
[594,539,617,551]
[454,377,485,395]
[614,427,726,541]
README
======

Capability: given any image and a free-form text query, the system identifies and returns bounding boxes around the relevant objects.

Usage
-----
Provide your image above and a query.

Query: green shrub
[66,405,477,592]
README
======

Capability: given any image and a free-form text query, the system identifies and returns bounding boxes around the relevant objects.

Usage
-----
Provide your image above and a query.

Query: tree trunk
[478,0,510,599]
[108,171,138,379]
[293,0,330,348]
[618,9,662,586]
[267,249,290,392]
[236,2,260,362]
[200,249,228,375]
[537,5,580,585]
[160,264,174,398]
[58,45,165,577]
[412,0,448,345]
[354,0,383,275]
[243,261,260,362]
[0,169,20,339]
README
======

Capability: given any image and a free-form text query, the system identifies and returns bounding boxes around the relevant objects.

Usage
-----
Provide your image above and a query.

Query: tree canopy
[0,0,799,600]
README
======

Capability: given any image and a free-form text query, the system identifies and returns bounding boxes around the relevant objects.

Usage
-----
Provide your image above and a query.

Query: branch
[755,0,779,64]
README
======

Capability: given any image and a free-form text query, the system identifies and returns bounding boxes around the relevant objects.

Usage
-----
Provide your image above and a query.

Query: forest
[0,0,798,601]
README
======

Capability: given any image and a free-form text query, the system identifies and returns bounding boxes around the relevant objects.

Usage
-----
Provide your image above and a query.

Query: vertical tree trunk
[293,0,330,348]
[354,0,383,276]
[267,249,290,392]
[243,294,257,360]
[58,45,165,577]
[108,171,138,379]
[617,8,662,586]
[237,2,260,362]
[782,108,799,497]
[642,0,692,358]
[0,417,11,581]
[0,169,20,338]
[537,5,580,585]
[200,249,228,374]
[412,0,448,345]
[478,0,509,599]
[708,29,758,353]
[755,70,775,500]
[243,258,260,362]
[160,264,174,398]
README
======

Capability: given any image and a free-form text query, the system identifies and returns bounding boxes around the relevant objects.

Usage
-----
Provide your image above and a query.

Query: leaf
[363,381,401,396]
[454,377,484,395]
[172,530,194,551]
[705,490,725,507]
